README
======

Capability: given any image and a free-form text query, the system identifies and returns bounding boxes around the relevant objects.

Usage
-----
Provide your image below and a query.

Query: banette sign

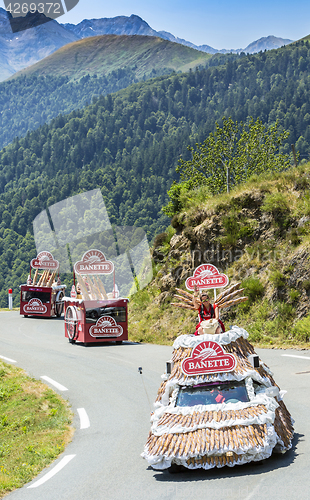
[185,264,229,291]
[74,250,114,275]
[31,251,59,270]
[89,316,123,338]
[23,298,47,315]
[181,340,236,376]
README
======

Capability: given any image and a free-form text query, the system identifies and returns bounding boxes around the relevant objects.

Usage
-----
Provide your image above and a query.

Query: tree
[175,117,291,195]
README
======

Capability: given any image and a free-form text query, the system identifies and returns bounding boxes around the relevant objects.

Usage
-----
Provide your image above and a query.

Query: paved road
[0,311,310,500]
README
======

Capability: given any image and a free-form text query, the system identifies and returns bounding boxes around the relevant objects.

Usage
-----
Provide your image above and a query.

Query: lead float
[142,264,294,472]
[20,251,66,318]
[64,249,128,345]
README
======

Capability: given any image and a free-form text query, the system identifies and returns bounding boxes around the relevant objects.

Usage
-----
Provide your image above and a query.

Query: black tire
[23,315,28,318]
[55,290,64,317]
[116,340,122,345]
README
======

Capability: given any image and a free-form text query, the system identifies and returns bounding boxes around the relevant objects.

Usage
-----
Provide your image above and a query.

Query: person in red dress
[193,287,225,335]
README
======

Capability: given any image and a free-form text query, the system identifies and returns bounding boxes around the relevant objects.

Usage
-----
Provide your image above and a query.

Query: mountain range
[61,15,293,55]
[0,9,293,81]
[10,35,212,81]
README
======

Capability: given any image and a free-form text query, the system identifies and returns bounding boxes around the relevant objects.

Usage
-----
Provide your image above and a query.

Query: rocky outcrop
[154,187,310,324]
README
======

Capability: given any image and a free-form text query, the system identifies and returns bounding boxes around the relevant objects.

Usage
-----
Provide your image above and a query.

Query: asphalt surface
[0,311,309,500]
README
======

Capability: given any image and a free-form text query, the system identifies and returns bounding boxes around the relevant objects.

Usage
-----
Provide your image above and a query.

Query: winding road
[1,311,310,500]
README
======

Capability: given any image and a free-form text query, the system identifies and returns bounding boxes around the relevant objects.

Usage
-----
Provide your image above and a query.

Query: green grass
[0,361,73,498]
[128,285,197,344]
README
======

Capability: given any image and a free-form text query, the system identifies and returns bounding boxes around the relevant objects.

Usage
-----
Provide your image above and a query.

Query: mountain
[10,34,212,81]
[0,33,217,151]
[62,14,293,55]
[62,14,159,38]
[243,35,293,54]
[0,7,78,81]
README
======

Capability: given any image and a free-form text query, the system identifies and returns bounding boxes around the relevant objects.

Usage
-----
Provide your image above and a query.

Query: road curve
[0,312,309,500]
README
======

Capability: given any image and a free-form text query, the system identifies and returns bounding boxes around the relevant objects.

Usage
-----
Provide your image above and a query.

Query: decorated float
[142,265,294,471]
[63,249,128,345]
[20,251,66,318]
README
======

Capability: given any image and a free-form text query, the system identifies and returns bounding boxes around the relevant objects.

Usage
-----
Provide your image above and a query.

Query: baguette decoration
[171,283,248,311]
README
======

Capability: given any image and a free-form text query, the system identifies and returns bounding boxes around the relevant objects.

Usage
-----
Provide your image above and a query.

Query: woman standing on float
[192,286,225,335]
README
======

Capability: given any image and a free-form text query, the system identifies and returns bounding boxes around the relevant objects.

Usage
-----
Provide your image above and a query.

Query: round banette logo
[185,263,229,291]
[89,316,123,338]
[181,340,236,376]
[31,251,59,270]
[3,0,80,33]
[74,250,114,275]
[23,298,48,314]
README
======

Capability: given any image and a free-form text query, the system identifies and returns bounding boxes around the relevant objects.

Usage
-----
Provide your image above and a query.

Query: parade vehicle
[64,249,128,345]
[142,324,294,472]
[142,270,294,472]
[20,251,66,318]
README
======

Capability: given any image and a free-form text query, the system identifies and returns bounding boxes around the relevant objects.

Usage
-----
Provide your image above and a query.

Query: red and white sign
[181,340,236,376]
[74,249,114,275]
[185,264,229,291]
[89,316,123,338]
[23,298,47,315]
[31,251,59,270]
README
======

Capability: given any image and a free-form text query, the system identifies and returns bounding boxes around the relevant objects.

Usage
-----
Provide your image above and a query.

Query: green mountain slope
[0,34,217,150]
[11,35,212,81]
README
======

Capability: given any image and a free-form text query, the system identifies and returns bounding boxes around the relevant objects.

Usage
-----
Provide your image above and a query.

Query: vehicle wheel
[23,315,28,318]
[116,341,122,345]
[65,305,78,342]
[55,290,64,317]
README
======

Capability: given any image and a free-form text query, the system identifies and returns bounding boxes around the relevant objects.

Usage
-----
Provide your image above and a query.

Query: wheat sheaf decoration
[171,282,248,311]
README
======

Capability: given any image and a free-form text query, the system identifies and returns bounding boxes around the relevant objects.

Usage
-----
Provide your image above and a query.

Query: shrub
[241,277,264,304]
[261,192,290,217]
[153,232,167,249]
[301,279,310,290]
[287,228,302,246]
[276,301,295,321]
[269,270,285,287]
[292,315,310,342]
[289,289,301,303]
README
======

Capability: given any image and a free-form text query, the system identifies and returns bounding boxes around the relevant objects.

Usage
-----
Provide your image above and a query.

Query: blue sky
[59,0,310,49]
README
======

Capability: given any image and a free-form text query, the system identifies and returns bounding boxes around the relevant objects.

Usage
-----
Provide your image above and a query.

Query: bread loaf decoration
[141,324,294,472]
[171,283,248,311]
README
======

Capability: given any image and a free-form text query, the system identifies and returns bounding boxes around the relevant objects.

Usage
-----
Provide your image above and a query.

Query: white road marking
[41,376,68,391]
[282,354,310,360]
[27,454,76,488]
[77,408,90,429]
[0,355,16,363]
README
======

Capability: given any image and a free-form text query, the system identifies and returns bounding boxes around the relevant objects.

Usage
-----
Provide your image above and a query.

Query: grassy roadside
[0,360,73,498]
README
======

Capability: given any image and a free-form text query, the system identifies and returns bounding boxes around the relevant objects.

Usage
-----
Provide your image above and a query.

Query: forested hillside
[0,68,169,150]
[0,35,228,150]
[1,39,310,305]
